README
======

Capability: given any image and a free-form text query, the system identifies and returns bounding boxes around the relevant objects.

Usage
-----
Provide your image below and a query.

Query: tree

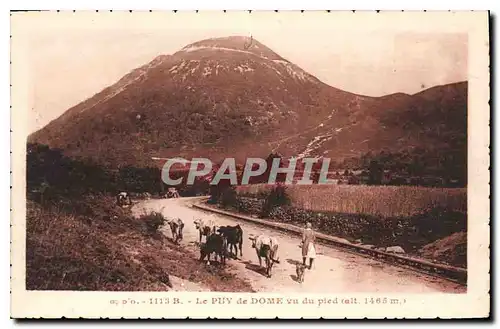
[368,160,383,185]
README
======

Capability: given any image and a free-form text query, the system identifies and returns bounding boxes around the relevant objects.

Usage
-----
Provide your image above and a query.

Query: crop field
[236,184,467,218]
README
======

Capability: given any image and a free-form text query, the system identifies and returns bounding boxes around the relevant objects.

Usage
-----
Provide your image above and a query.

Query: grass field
[236,184,467,218]
[26,195,254,292]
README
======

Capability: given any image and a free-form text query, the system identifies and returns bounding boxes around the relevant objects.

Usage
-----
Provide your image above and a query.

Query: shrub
[261,184,291,217]
[141,211,167,234]
[209,181,232,204]
[219,186,238,208]
[234,197,264,215]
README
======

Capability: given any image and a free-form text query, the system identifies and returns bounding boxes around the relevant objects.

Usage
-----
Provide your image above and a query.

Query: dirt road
[133,197,466,293]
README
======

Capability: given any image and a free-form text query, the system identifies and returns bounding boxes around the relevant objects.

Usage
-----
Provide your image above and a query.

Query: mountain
[29,36,467,173]
[295,81,467,161]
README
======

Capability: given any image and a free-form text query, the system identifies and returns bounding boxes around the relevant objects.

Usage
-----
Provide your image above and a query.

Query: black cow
[217,225,243,259]
[199,233,227,266]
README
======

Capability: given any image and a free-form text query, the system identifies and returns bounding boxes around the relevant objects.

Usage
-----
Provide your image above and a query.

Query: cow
[116,192,131,207]
[167,218,184,244]
[217,225,243,259]
[199,233,227,266]
[249,234,280,278]
[193,218,216,244]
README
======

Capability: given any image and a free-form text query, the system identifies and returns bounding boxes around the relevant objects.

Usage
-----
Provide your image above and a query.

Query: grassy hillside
[26,195,253,291]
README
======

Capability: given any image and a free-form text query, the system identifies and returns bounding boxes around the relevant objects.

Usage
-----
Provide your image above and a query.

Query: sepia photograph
[10,11,490,319]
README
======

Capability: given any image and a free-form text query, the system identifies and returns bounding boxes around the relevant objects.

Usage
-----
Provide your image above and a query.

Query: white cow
[249,234,280,278]
[193,217,216,244]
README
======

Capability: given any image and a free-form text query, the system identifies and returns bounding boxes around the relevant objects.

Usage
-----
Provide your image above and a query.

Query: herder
[301,222,316,270]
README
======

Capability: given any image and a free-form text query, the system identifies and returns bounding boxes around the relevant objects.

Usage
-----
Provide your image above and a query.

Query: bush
[219,186,238,208]
[261,184,291,217]
[141,211,167,234]
[234,197,265,215]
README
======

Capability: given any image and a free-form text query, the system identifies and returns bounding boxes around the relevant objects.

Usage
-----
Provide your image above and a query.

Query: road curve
[133,197,466,293]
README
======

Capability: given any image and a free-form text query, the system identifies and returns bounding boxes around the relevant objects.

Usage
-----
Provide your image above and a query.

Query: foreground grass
[26,195,254,292]
[237,184,467,218]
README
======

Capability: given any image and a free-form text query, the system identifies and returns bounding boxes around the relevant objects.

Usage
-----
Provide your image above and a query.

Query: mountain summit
[29,37,467,173]
[179,36,286,61]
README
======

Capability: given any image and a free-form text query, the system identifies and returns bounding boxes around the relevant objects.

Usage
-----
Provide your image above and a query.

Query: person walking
[302,222,316,270]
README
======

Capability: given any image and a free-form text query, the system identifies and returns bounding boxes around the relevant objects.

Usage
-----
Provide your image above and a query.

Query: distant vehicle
[165,187,180,198]
[116,192,132,207]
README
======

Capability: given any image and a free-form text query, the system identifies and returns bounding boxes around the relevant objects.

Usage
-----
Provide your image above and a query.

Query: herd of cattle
[116,191,281,278]
[166,216,281,278]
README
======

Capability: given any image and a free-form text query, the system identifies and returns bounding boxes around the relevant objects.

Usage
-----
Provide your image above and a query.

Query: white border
[2,0,496,327]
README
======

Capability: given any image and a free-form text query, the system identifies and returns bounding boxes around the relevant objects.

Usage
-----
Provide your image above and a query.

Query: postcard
[10,10,490,319]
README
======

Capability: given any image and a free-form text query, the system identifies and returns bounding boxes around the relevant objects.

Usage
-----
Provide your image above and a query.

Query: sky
[20,12,468,133]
